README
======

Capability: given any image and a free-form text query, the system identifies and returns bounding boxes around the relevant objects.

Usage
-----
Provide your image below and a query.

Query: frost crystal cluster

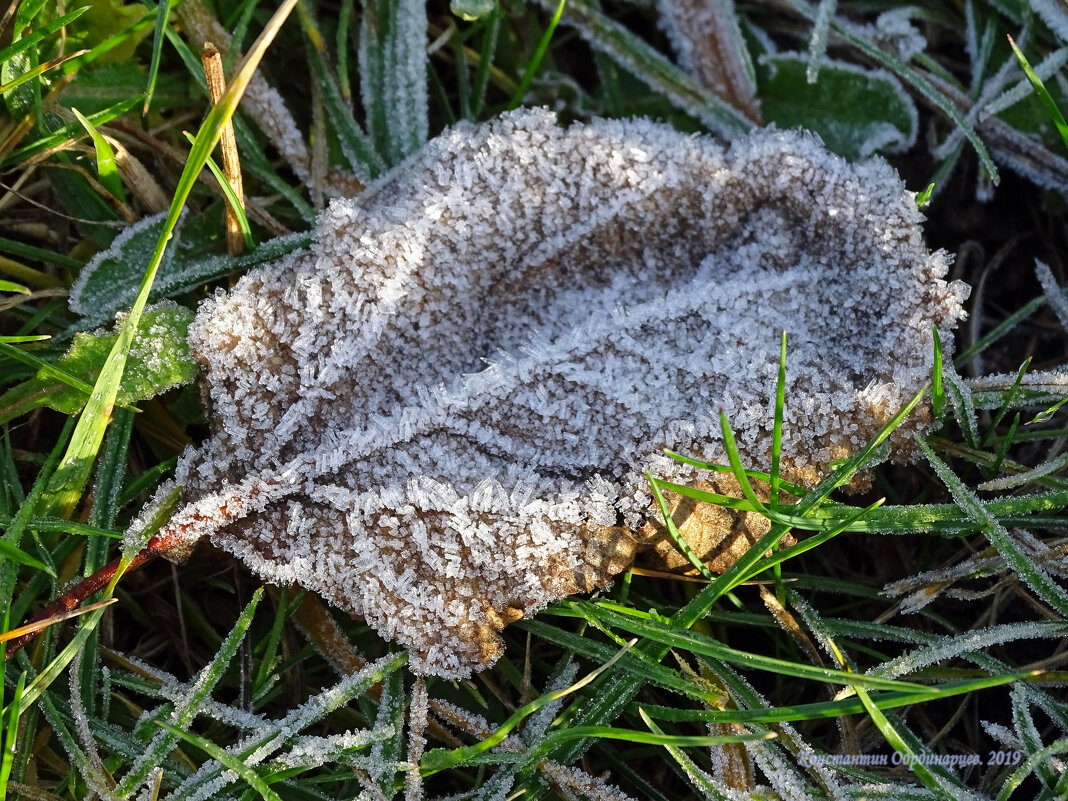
[145,109,967,677]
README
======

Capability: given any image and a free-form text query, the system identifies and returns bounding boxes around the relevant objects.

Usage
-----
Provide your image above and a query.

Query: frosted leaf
[135,109,966,678]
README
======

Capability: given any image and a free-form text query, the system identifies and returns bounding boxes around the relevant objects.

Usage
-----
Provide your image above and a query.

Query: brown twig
[5,535,166,654]
[202,41,246,255]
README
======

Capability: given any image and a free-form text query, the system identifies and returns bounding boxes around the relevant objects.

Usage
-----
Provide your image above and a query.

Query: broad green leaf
[0,304,196,425]
[759,53,917,159]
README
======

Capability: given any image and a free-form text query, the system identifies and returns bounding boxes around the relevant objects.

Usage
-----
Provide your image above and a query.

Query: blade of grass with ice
[71,108,125,203]
[574,602,935,693]
[37,0,301,519]
[918,438,1068,617]
[0,417,73,608]
[155,720,282,801]
[115,588,263,798]
[167,652,408,801]
[774,0,999,184]
[358,0,429,165]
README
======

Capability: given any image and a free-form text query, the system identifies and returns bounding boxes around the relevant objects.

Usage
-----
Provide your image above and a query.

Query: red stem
[6,533,168,655]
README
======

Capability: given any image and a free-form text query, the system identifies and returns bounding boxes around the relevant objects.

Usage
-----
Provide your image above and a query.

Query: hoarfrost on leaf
[134,109,967,678]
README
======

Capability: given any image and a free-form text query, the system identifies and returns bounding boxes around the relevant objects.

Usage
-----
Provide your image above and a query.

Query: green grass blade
[517,619,726,704]
[0,7,88,65]
[71,107,126,203]
[0,539,53,575]
[0,335,48,344]
[990,412,1021,476]
[575,603,934,693]
[471,6,500,118]
[717,408,767,514]
[507,0,566,109]
[0,49,87,95]
[143,0,178,115]
[1007,35,1068,154]
[646,473,715,580]
[37,0,301,520]
[0,342,139,413]
[771,331,786,508]
[0,670,25,801]
[915,181,935,208]
[637,671,1032,724]
[422,641,635,774]
[181,131,254,250]
[853,690,963,799]
[983,358,1030,447]
[637,707,732,800]
[17,489,179,716]
[0,416,74,608]
[2,96,141,167]
[997,737,1068,801]
[931,325,945,421]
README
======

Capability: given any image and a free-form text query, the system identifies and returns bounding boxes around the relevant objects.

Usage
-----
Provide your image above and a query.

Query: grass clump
[1,0,1067,800]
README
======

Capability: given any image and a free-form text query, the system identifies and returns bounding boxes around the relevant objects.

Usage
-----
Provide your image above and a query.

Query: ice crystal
[137,109,966,677]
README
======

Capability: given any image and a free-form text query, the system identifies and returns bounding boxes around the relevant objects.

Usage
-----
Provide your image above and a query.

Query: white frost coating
[965,368,1068,411]
[860,9,927,62]
[540,761,641,801]
[978,451,1068,492]
[143,109,967,677]
[69,211,171,317]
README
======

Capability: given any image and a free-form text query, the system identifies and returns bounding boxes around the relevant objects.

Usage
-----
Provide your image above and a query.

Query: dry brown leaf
[128,110,967,676]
